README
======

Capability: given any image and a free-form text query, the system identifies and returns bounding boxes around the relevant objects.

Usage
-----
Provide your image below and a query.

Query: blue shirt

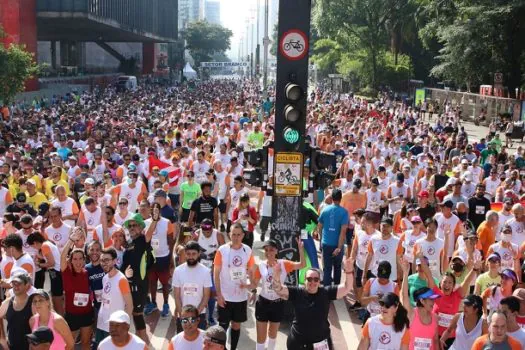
[86,263,104,307]
[318,204,349,247]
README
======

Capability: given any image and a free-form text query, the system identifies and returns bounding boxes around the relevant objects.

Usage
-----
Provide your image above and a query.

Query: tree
[184,21,233,67]
[0,28,39,104]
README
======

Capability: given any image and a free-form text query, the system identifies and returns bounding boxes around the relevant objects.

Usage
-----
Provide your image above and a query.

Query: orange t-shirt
[341,192,366,219]
[471,334,521,350]
[477,221,496,257]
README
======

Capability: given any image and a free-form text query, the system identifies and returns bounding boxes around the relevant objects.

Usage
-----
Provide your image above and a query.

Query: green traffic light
[283,127,300,144]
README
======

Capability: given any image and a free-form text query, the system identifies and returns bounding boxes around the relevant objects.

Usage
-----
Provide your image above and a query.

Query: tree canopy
[184,21,233,66]
[311,0,525,94]
[0,27,39,104]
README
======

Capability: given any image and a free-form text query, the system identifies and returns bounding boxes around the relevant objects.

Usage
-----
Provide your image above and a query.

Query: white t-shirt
[172,263,212,314]
[169,330,205,350]
[98,333,146,350]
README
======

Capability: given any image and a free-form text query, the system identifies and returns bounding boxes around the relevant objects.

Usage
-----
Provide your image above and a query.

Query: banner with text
[200,62,248,68]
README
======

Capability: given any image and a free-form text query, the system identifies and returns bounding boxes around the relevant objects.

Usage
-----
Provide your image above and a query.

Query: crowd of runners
[0,78,524,350]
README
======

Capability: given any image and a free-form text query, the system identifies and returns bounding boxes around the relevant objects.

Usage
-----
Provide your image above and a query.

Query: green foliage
[185,21,233,67]
[270,24,278,57]
[0,38,39,104]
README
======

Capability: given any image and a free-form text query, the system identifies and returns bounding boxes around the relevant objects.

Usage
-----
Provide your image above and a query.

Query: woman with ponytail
[440,294,487,350]
[358,291,410,350]
[400,261,439,350]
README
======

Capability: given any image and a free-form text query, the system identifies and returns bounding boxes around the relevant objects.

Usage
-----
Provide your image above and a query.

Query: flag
[148,156,182,187]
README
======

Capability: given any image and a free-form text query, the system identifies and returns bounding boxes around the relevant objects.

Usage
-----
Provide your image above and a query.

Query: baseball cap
[205,325,227,346]
[68,156,77,161]
[461,159,468,164]
[501,269,518,283]
[414,287,441,302]
[378,292,400,308]
[439,200,454,209]
[371,177,380,186]
[262,239,279,250]
[26,179,36,186]
[26,327,54,345]
[108,310,130,325]
[16,192,26,202]
[123,213,145,229]
[502,225,512,234]
[418,190,429,198]
[153,189,167,198]
[488,252,501,262]
[381,217,393,226]
[84,178,95,185]
[38,202,50,217]
[353,178,362,189]
[463,294,482,309]
[377,261,392,279]
[410,215,422,223]
[415,256,429,265]
[451,255,466,264]
[445,177,457,186]
[513,288,525,301]
[11,271,31,285]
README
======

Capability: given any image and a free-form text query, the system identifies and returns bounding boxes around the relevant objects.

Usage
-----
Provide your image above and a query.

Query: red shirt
[62,266,93,315]
[516,314,525,329]
[232,206,258,232]
[432,286,462,336]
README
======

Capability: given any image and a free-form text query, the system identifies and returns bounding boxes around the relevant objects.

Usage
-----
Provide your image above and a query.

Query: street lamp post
[262,0,269,98]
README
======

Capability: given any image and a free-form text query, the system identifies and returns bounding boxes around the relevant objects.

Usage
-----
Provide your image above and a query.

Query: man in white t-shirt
[172,241,212,332]
[98,310,146,350]
[168,305,205,349]
[499,296,525,347]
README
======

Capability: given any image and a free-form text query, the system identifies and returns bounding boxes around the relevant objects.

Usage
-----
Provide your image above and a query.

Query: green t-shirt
[180,182,201,209]
[408,273,440,307]
[475,272,501,295]
[480,148,497,165]
[247,131,264,150]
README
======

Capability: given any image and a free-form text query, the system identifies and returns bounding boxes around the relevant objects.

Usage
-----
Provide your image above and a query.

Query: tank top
[450,314,482,350]
[198,229,220,269]
[365,189,382,213]
[355,229,377,270]
[31,313,67,350]
[414,237,444,280]
[367,278,396,316]
[409,308,437,350]
[388,184,408,214]
[6,297,32,349]
[402,230,426,262]
[366,314,407,350]
[258,260,287,301]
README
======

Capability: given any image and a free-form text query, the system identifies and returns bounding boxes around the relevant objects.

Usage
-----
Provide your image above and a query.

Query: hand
[400,259,410,274]
[473,260,482,271]
[343,257,354,274]
[125,265,134,278]
[216,294,226,308]
[248,291,257,305]
[296,237,304,251]
[332,247,342,257]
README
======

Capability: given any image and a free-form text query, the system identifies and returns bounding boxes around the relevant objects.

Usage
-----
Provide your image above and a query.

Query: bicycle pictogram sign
[279,29,308,61]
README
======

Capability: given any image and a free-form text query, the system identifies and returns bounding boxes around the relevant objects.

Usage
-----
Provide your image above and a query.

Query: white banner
[201,62,248,68]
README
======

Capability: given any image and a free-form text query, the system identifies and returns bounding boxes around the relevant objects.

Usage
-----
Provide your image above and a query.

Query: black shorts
[65,311,94,331]
[218,200,227,214]
[506,133,513,137]
[131,288,148,314]
[255,296,284,323]
[180,208,191,222]
[355,266,375,288]
[260,216,271,232]
[218,300,248,324]
[49,269,63,297]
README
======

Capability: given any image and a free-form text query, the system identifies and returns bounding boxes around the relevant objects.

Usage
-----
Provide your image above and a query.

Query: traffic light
[310,148,336,189]
[243,147,268,187]
[281,83,305,150]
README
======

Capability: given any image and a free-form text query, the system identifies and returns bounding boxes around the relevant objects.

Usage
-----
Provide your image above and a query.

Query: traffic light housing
[243,147,269,187]
[310,148,336,190]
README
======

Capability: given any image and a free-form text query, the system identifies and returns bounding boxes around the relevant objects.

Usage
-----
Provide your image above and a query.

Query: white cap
[446,177,457,186]
[84,178,95,185]
[26,179,36,186]
[108,310,130,325]
[462,171,472,182]
[461,159,468,164]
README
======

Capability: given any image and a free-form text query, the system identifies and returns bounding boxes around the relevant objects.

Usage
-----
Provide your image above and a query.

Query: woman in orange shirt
[476,210,499,258]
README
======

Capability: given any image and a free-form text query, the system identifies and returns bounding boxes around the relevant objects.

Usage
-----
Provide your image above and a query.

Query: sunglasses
[306,277,320,283]
[181,317,198,325]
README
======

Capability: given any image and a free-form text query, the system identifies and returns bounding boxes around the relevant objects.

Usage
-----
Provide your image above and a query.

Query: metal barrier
[424,88,522,122]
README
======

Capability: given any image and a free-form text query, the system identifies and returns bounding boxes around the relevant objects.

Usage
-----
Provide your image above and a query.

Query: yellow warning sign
[274,152,303,197]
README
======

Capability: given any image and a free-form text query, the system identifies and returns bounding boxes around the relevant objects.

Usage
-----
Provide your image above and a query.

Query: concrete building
[179,0,204,29]
[204,1,221,25]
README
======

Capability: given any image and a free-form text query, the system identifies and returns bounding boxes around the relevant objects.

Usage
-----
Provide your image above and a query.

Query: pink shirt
[409,308,437,350]
[31,313,66,350]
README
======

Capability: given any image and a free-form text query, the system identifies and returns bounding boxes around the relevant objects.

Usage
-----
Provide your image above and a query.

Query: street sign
[494,72,503,84]
[279,29,308,61]
[274,152,303,196]
[200,62,248,67]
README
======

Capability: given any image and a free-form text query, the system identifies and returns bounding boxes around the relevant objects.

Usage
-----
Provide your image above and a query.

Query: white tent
[182,63,197,80]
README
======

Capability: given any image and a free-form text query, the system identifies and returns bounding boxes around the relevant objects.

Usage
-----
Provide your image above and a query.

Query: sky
[220,0,258,60]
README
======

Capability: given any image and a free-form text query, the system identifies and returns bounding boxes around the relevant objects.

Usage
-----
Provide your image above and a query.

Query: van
[116,76,137,92]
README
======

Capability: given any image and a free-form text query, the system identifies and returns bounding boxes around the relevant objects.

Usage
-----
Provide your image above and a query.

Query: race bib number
[313,339,329,350]
[94,290,102,303]
[414,337,432,350]
[151,239,160,250]
[183,283,199,297]
[230,267,245,282]
[73,293,89,307]
[438,312,454,328]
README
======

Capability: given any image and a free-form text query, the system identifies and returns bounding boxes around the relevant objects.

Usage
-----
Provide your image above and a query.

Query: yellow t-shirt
[26,191,48,210]
[44,178,70,199]
[475,272,501,295]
